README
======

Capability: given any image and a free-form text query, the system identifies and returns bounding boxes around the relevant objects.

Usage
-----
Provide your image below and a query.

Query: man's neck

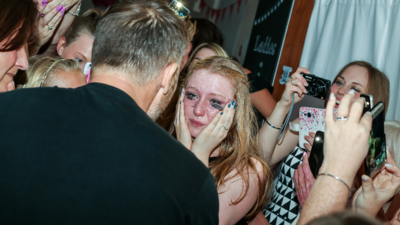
[90,68,158,113]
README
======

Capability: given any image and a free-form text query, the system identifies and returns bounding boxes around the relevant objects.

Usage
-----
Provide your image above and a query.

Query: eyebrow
[186,86,228,101]
[76,52,87,61]
[338,76,364,87]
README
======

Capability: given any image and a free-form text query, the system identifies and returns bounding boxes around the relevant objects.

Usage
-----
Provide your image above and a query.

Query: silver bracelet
[68,2,81,16]
[266,117,282,130]
[318,173,351,197]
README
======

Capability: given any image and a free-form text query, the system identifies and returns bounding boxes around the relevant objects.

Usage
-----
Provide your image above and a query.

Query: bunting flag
[199,0,206,11]
[221,8,227,20]
[206,7,211,17]
[237,0,242,13]
[198,0,245,22]
[215,9,221,22]
[229,3,235,16]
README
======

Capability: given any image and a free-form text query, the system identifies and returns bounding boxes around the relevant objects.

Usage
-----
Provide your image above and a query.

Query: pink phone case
[298,107,338,150]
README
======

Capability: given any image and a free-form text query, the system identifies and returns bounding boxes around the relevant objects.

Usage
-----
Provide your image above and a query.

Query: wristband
[318,173,351,197]
[266,117,282,130]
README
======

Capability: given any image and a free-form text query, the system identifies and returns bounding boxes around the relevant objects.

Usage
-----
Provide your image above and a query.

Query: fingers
[304,135,314,151]
[291,72,308,93]
[309,132,316,139]
[295,67,311,75]
[326,93,336,126]
[7,81,15,91]
[384,163,400,179]
[221,100,236,132]
[348,97,365,123]
[174,88,184,127]
[42,4,64,26]
[336,90,355,118]
[386,149,396,166]
[43,0,77,14]
[361,175,375,196]
[359,111,373,134]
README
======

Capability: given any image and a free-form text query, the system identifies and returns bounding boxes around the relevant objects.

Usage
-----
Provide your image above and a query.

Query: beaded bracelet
[266,117,282,130]
[318,173,351,197]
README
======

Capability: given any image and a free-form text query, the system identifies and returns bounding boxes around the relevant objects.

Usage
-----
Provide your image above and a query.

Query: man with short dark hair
[0,0,219,224]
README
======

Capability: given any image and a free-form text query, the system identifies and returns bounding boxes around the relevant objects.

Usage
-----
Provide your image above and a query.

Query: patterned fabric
[263,147,304,225]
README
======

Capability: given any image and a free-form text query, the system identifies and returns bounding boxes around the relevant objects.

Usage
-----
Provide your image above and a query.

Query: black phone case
[309,131,325,178]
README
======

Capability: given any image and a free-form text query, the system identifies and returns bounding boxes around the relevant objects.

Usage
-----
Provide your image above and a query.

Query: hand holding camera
[279,67,310,108]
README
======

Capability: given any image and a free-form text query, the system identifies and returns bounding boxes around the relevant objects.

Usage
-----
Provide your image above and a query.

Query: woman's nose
[15,47,29,70]
[193,100,206,117]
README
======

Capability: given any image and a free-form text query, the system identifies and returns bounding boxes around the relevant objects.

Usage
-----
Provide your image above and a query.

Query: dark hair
[306,211,384,225]
[333,61,390,114]
[63,8,105,46]
[92,0,192,86]
[190,18,224,52]
[0,0,38,51]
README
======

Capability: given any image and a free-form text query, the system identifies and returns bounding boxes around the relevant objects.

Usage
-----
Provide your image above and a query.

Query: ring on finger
[222,126,229,130]
[291,78,295,86]
[46,24,53,30]
[334,116,349,121]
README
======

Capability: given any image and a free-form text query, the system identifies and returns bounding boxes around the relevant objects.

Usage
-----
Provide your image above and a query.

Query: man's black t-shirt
[0,83,219,224]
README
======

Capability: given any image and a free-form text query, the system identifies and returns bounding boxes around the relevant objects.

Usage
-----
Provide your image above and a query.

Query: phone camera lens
[307,112,312,118]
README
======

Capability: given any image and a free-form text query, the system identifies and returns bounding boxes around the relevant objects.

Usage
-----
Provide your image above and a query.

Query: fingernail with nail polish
[361,175,369,182]
[330,93,335,100]
[56,5,63,11]
[60,7,66,13]
[385,163,393,168]
[234,105,236,109]
[42,0,48,3]
[228,104,231,108]
[221,112,223,115]
[41,14,45,17]
[303,152,306,156]
[349,89,355,94]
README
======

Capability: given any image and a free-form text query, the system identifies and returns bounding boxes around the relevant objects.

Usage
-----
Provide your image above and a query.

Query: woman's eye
[211,100,223,110]
[335,80,343,85]
[76,58,83,63]
[352,87,360,92]
[186,92,197,100]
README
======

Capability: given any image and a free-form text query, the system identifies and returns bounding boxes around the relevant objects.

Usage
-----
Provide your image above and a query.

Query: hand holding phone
[365,101,386,178]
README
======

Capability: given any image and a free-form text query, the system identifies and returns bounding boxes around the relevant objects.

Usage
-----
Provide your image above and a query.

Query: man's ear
[160,62,178,94]
[56,37,67,56]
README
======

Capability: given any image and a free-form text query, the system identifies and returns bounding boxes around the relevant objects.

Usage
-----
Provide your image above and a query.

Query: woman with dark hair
[262,61,391,224]
[0,0,38,92]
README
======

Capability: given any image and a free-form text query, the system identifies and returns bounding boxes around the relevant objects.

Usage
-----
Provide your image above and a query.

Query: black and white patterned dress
[263,147,304,225]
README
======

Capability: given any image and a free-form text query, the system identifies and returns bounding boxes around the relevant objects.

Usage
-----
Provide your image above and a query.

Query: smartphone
[365,101,386,178]
[308,131,324,178]
[360,93,373,115]
[169,0,190,17]
[298,107,337,150]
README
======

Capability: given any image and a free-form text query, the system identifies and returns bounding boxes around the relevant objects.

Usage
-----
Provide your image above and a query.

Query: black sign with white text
[244,0,295,88]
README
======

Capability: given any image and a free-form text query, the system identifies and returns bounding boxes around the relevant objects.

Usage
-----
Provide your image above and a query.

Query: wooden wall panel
[272,0,315,101]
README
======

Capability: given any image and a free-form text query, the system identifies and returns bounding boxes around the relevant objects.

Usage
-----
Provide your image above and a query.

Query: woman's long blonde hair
[157,43,229,130]
[19,55,84,88]
[183,56,273,221]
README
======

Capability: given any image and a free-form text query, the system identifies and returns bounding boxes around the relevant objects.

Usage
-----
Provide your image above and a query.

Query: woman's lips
[189,119,205,128]
[7,73,15,78]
